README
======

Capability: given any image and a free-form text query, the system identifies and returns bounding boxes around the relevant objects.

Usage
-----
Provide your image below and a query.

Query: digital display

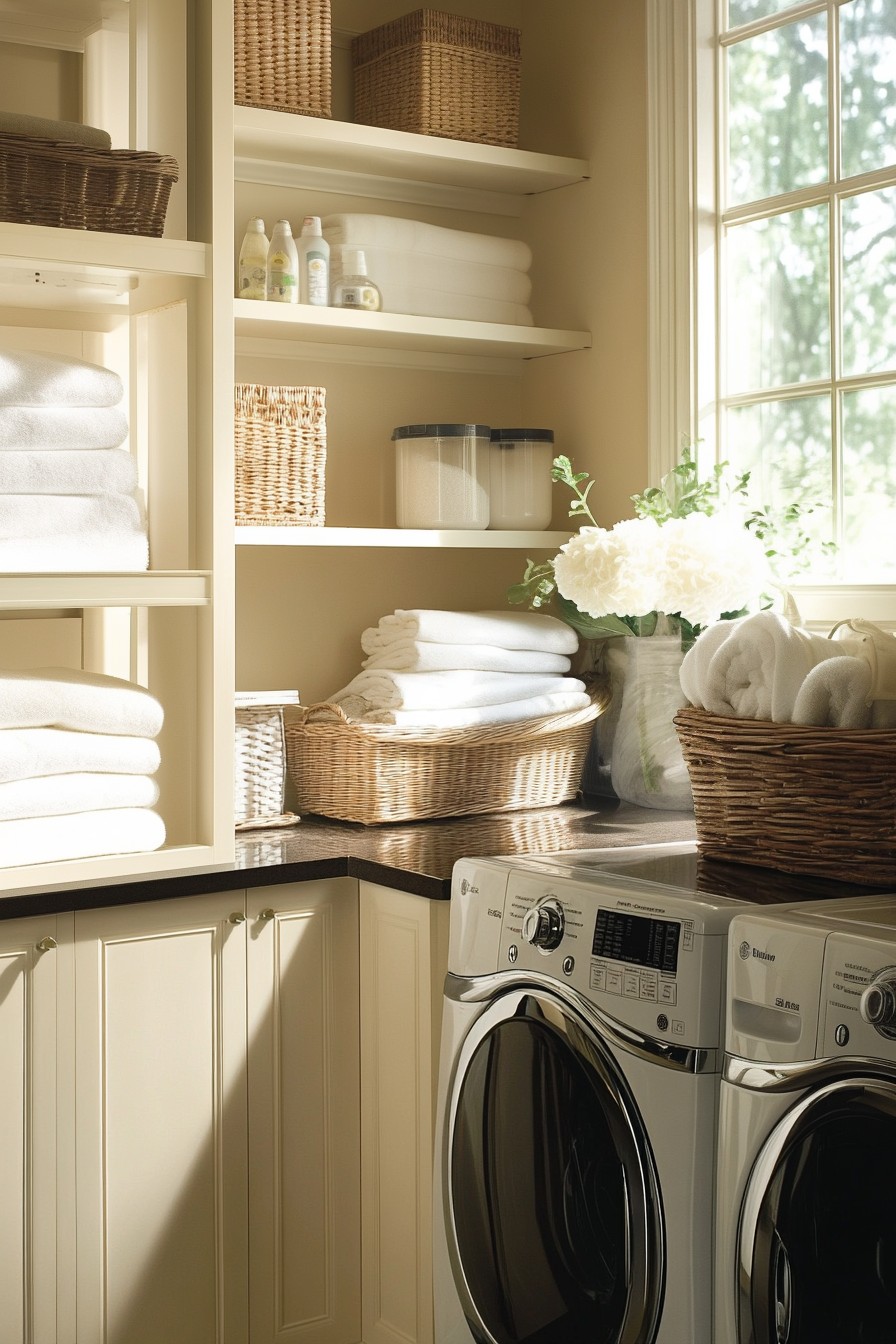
[592,908,680,974]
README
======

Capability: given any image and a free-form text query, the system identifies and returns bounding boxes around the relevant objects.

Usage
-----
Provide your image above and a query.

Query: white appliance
[433,840,765,1344]
[714,893,896,1344]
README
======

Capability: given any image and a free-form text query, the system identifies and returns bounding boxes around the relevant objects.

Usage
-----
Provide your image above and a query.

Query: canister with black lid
[392,423,490,529]
[488,428,554,529]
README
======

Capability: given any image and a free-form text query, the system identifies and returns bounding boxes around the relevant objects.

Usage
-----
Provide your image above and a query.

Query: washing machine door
[738,1075,896,1344]
[443,983,664,1344]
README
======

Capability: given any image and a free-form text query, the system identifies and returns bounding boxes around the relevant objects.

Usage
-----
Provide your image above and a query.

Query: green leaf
[554,594,632,640]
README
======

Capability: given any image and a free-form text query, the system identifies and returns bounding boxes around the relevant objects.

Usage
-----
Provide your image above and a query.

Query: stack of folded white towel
[680,610,896,728]
[331,608,587,728]
[0,667,165,867]
[322,214,534,326]
[0,347,149,571]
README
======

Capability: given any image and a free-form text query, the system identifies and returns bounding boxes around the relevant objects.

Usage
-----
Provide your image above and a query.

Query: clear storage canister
[392,423,490,529]
[488,428,554,529]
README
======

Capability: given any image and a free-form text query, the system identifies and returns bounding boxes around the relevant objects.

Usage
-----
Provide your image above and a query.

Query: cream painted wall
[0,41,81,120]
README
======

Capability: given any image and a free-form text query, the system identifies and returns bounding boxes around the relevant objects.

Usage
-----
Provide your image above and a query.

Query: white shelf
[236,527,568,548]
[0,845,229,900]
[0,572,212,609]
[234,298,590,360]
[234,107,590,214]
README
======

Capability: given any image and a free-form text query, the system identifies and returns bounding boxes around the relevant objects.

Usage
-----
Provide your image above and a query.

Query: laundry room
[0,2,894,1343]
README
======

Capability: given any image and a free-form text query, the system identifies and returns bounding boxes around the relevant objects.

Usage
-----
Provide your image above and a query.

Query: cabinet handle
[258,908,275,921]
[228,911,247,925]
[36,936,57,953]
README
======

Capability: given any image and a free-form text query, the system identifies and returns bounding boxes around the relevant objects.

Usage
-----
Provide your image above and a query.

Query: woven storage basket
[0,133,178,236]
[235,383,326,526]
[235,702,300,830]
[351,8,521,148]
[284,691,607,825]
[675,706,896,886]
[234,0,332,117]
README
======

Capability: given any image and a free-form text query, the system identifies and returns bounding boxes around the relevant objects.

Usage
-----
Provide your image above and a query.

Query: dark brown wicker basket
[0,134,178,236]
[675,706,896,886]
[234,0,332,117]
[351,8,521,147]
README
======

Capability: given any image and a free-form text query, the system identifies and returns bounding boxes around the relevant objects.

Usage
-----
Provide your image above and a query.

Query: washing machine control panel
[522,898,565,952]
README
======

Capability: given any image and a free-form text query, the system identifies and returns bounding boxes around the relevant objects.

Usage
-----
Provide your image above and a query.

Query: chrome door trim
[724,1052,896,1091]
[442,981,666,1344]
[447,970,718,1075]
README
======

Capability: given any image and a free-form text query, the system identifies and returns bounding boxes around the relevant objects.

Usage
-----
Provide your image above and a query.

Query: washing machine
[714,892,896,1344]
[433,840,775,1344]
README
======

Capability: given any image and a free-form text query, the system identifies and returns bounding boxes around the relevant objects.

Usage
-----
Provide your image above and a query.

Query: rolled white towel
[0,405,128,449]
[0,771,159,821]
[0,807,166,868]
[361,639,571,674]
[0,492,148,571]
[0,447,137,495]
[0,668,164,737]
[358,690,592,728]
[792,657,873,729]
[361,609,579,656]
[0,726,161,783]
[332,669,585,714]
[0,349,123,407]
[322,213,532,271]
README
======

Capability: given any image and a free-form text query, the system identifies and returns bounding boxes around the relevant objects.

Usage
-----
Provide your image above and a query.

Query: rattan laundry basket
[234,0,332,117]
[234,699,301,830]
[234,383,326,526]
[285,691,607,825]
[675,706,896,886]
[351,8,521,147]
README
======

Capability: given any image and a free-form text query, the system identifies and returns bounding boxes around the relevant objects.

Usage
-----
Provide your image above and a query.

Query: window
[649,0,896,607]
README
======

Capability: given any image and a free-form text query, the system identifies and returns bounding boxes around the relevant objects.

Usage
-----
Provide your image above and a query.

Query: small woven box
[235,383,326,527]
[351,8,521,148]
[675,706,896,886]
[234,0,332,118]
[235,694,301,830]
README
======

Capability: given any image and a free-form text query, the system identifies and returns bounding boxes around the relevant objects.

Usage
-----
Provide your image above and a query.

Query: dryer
[714,893,896,1344]
[433,841,760,1344]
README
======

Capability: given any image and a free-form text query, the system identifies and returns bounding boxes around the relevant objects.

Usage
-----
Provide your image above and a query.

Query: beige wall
[0,41,81,120]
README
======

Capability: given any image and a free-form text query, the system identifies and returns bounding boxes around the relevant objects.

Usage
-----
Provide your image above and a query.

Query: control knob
[860,970,896,1037]
[522,898,565,952]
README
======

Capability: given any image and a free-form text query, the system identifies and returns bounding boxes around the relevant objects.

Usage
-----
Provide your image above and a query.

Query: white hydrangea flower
[553,519,663,619]
[657,512,769,626]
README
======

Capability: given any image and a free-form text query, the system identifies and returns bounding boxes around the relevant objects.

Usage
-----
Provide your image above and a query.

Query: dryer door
[739,1076,896,1343]
[443,985,663,1344]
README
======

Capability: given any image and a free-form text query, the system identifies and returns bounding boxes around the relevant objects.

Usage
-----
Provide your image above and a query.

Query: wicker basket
[234,0,332,118]
[235,701,300,830]
[351,9,521,148]
[284,691,607,825]
[235,384,326,526]
[675,706,896,886]
[0,133,178,236]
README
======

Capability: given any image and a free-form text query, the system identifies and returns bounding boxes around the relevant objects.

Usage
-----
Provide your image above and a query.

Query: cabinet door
[246,880,360,1344]
[358,884,450,1344]
[74,893,249,1344]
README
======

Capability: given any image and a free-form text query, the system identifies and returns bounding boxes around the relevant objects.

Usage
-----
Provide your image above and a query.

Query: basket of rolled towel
[284,608,608,823]
[674,611,896,886]
[0,112,178,236]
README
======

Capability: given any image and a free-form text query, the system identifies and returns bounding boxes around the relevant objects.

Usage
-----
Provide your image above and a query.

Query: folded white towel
[0,771,159,821]
[330,244,532,304]
[0,726,160,783]
[361,609,579,656]
[0,668,164,736]
[0,405,128,449]
[322,214,532,271]
[362,639,571,674]
[0,807,165,868]
[0,492,148,571]
[792,656,874,729]
[332,669,586,715]
[0,349,123,407]
[0,448,137,495]
[357,690,592,728]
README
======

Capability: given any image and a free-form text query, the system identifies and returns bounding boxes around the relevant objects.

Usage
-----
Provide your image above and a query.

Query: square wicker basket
[284,693,606,825]
[674,706,896,886]
[0,133,178,236]
[234,0,332,118]
[351,8,521,148]
[235,383,326,527]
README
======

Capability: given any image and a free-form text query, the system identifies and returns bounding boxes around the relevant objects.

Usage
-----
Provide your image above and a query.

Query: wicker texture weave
[235,705,298,829]
[234,0,332,117]
[0,134,178,236]
[675,706,896,886]
[351,8,521,147]
[235,383,326,526]
[285,690,607,825]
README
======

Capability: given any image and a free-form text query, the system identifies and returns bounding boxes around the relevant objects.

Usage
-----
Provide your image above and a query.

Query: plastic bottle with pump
[331,248,382,312]
[238,217,269,300]
[266,219,298,303]
[297,216,330,306]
